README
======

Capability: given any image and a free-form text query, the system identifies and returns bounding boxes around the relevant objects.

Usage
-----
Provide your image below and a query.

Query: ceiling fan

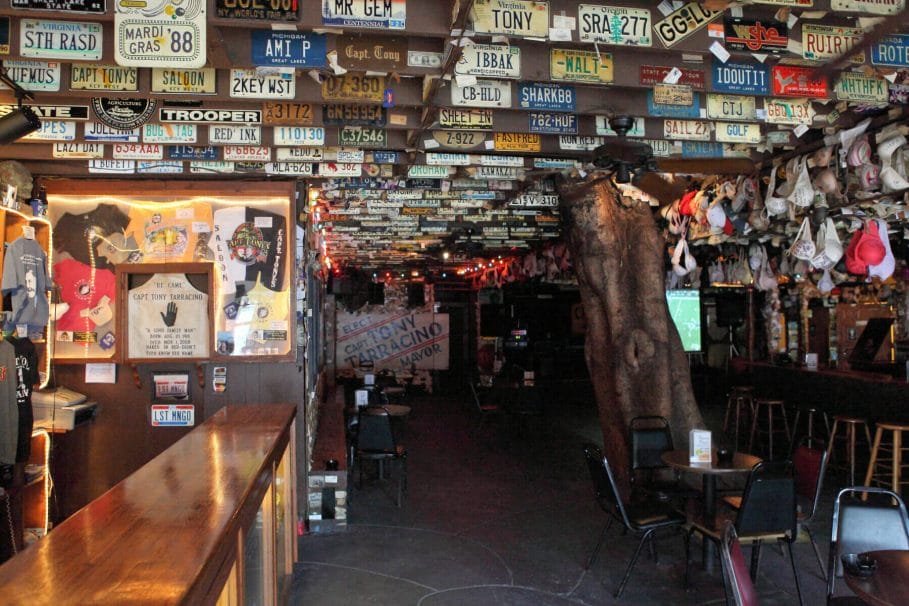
[591,115,757,203]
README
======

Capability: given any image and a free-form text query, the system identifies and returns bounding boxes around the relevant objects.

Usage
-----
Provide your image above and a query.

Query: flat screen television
[666,289,702,353]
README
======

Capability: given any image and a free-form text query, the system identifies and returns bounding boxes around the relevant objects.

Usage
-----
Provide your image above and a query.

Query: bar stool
[789,404,831,456]
[826,415,873,486]
[723,386,755,452]
[864,421,909,495]
[748,398,791,459]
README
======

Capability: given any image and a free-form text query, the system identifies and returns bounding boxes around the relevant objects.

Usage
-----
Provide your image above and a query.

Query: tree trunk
[558,177,703,487]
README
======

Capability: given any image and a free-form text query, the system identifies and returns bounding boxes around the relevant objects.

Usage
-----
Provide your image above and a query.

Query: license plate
[470,0,549,38]
[113,143,162,160]
[771,65,828,98]
[653,83,694,105]
[714,122,762,144]
[263,102,313,125]
[426,153,471,166]
[510,193,558,207]
[764,98,814,125]
[22,120,75,141]
[337,148,364,163]
[322,0,406,29]
[432,130,487,149]
[190,161,233,174]
[438,108,493,130]
[494,132,541,152]
[265,162,313,176]
[871,34,909,67]
[143,123,197,144]
[70,65,137,91]
[251,30,327,68]
[318,162,362,177]
[229,68,295,99]
[167,145,217,161]
[20,19,102,60]
[276,147,323,162]
[339,127,387,147]
[273,126,325,146]
[322,74,385,103]
[711,61,770,95]
[528,112,577,134]
[802,24,865,65]
[596,116,645,137]
[151,68,217,94]
[0,60,61,92]
[323,104,386,126]
[151,405,194,427]
[578,5,651,46]
[52,142,103,158]
[455,44,521,79]
[408,165,450,178]
[89,160,134,173]
[550,48,613,84]
[84,121,139,142]
[831,0,904,14]
[653,3,720,48]
[223,146,271,162]
[706,94,757,121]
[517,82,575,112]
[451,79,511,108]
[208,125,262,145]
[647,92,701,118]
[835,73,888,103]
[640,65,705,90]
[559,135,604,151]
[663,119,711,141]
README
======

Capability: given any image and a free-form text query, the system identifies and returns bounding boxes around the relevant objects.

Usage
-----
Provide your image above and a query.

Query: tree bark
[558,177,703,487]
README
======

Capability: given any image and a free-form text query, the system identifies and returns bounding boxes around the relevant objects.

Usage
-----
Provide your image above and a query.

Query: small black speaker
[367,282,385,305]
[715,294,745,328]
[407,283,424,307]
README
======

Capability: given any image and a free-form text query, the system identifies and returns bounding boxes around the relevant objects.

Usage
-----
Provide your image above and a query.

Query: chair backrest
[357,407,396,452]
[720,522,760,606]
[827,486,909,599]
[630,416,674,471]
[582,443,631,529]
[735,460,798,538]
[792,439,828,522]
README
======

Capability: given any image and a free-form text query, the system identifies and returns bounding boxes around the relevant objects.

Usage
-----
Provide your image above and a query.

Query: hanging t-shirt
[126,203,213,263]
[8,336,38,462]
[52,203,130,271]
[209,207,287,295]
[53,258,117,332]
[0,339,19,465]
[230,279,290,355]
[1,237,49,331]
[127,273,209,359]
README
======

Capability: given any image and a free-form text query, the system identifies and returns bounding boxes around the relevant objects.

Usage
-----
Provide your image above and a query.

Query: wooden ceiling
[0,0,906,270]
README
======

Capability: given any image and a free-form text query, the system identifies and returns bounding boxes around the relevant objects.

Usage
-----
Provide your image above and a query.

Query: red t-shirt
[53,258,116,331]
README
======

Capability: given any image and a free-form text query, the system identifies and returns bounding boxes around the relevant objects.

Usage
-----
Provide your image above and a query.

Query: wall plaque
[338,35,407,71]
[92,97,157,130]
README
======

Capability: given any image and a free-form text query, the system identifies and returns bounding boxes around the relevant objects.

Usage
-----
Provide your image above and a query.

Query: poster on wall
[47,193,292,360]
[335,311,450,370]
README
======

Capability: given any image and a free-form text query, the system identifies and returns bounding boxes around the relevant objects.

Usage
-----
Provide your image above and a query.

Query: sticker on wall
[115,0,206,68]
[212,366,227,393]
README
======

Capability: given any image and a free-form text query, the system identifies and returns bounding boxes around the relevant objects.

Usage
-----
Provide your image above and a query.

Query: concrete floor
[294,384,838,605]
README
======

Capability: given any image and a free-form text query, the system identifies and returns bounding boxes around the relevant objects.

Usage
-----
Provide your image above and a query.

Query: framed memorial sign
[118,263,213,363]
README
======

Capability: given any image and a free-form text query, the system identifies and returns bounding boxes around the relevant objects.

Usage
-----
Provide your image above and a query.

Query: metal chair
[355,406,407,508]
[629,415,694,503]
[826,486,909,604]
[793,438,829,581]
[719,522,759,606]
[582,443,686,599]
[686,460,803,606]
[469,380,503,431]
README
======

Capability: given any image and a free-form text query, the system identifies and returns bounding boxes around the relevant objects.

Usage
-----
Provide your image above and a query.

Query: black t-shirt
[8,336,38,462]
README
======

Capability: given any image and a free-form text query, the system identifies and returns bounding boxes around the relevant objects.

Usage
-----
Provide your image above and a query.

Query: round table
[844,550,909,606]
[662,450,762,573]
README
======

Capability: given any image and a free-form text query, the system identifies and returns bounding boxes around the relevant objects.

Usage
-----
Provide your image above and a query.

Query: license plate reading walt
[151,404,194,427]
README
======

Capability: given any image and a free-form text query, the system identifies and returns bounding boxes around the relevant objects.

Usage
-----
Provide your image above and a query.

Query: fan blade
[655,157,756,175]
[632,172,688,204]
[592,139,653,165]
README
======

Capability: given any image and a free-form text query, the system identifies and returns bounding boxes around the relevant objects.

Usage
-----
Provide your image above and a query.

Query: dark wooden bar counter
[745,362,909,422]
[0,403,296,606]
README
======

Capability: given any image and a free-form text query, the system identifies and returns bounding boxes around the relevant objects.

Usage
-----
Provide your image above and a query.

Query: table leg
[702,475,717,573]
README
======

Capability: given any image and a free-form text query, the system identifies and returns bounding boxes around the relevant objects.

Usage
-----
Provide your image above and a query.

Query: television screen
[666,290,702,352]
